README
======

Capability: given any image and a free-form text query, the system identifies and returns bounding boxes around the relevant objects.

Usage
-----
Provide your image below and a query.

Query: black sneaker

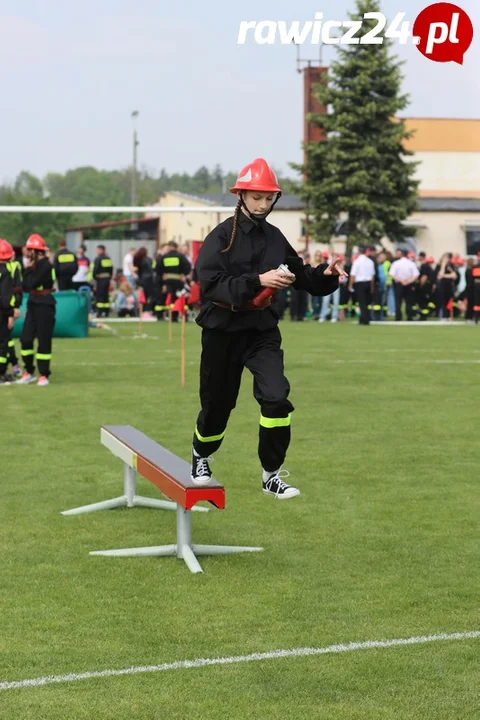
[262,469,300,499]
[191,449,214,486]
[0,374,12,386]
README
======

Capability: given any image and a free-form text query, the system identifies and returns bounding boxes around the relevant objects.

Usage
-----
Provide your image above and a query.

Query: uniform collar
[237,209,263,234]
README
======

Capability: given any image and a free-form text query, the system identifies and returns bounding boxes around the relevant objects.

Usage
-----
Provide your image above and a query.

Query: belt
[96,274,111,279]
[213,298,271,313]
[163,273,183,280]
[31,289,53,296]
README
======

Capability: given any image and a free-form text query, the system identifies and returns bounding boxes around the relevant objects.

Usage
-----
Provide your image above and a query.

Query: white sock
[193,447,200,458]
[263,468,279,482]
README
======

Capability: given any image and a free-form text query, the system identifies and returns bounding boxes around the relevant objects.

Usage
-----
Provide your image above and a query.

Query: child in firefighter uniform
[6,249,23,377]
[17,234,56,386]
[0,240,15,386]
[189,158,346,498]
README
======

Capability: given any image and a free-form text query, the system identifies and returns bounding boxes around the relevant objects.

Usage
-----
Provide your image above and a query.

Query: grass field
[0,319,478,719]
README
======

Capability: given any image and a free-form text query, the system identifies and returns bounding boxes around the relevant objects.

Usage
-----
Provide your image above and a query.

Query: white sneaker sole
[190,475,213,486]
[262,488,300,499]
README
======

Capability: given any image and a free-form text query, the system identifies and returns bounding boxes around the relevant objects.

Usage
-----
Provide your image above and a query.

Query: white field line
[50,359,480,367]
[1,631,478,692]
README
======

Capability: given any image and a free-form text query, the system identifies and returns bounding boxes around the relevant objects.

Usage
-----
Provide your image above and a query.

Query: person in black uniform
[133,247,155,312]
[415,252,436,320]
[155,241,191,322]
[92,245,113,317]
[17,234,56,386]
[53,240,78,290]
[6,246,23,377]
[189,158,346,498]
[472,252,480,324]
[0,239,15,386]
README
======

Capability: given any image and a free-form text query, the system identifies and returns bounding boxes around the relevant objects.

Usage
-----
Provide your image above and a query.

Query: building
[151,191,480,260]
[150,190,307,249]
[402,118,480,199]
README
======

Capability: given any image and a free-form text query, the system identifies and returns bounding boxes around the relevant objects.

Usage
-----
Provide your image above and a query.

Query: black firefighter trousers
[193,327,294,472]
[21,302,56,377]
[0,311,9,375]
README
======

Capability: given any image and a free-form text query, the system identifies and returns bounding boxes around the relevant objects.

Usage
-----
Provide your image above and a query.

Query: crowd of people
[11,237,480,326]
[272,247,480,324]
[1,231,479,388]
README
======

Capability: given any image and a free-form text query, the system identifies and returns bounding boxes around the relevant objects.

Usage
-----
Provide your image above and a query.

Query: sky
[0,0,479,183]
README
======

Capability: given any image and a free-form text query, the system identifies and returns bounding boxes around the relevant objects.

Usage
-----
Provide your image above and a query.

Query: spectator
[114,281,138,317]
[133,247,154,312]
[122,248,138,288]
[319,254,345,323]
[389,249,420,321]
[311,251,325,319]
[435,253,458,319]
[348,246,376,325]
[72,245,91,290]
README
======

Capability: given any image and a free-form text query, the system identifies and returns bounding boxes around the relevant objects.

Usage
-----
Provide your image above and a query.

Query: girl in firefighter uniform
[0,240,15,386]
[189,158,346,498]
[17,234,56,387]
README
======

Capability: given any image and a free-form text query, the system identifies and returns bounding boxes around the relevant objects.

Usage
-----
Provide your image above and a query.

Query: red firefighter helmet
[26,234,48,251]
[0,239,14,261]
[230,158,281,194]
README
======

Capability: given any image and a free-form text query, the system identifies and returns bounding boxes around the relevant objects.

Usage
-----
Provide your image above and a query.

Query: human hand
[324,258,348,279]
[8,316,14,330]
[13,308,20,319]
[259,269,296,289]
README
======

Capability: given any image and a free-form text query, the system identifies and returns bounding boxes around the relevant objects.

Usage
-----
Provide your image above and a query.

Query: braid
[221,199,242,253]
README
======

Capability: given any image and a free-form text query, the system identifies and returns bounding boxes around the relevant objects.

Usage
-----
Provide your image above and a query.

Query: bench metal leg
[61,462,208,515]
[89,506,263,574]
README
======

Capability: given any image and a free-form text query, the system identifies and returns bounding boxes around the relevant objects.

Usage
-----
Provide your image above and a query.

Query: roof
[65,216,158,232]
[168,190,306,210]
[168,192,480,213]
[417,198,480,212]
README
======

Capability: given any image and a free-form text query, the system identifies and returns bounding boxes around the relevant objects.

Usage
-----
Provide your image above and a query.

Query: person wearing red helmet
[5,246,23,377]
[16,234,56,386]
[0,239,15,385]
[189,158,347,498]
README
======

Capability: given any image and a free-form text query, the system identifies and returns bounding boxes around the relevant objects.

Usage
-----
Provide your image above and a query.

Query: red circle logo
[413,2,474,64]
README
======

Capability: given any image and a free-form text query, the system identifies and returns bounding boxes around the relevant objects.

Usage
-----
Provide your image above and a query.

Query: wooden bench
[65,425,263,574]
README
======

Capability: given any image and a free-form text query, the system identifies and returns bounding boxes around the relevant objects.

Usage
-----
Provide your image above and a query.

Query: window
[466,230,480,256]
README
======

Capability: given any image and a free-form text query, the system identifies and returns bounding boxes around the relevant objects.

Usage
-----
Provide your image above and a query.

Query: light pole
[131,111,139,222]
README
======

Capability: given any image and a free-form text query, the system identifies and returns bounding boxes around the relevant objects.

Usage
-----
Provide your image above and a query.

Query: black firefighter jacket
[195,212,339,332]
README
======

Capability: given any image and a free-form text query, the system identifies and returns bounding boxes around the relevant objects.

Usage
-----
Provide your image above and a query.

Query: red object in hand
[249,264,290,309]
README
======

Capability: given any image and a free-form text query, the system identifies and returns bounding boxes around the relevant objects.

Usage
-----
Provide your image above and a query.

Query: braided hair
[221,197,242,254]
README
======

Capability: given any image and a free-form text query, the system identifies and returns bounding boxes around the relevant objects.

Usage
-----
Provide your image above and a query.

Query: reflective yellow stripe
[0,356,7,363]
[58,254,75,263]
[36,353,52,360]
[194,426,226,443]
[260,413,292,429]
[21,350,35,356]
[163,257,180,267]
[101,259,113,268]
[163,273,182,280]
[8,340,15,347]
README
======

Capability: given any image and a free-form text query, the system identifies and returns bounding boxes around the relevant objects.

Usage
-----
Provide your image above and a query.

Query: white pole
[0,205,234,214]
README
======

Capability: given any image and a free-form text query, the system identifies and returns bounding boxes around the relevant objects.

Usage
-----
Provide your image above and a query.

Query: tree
[292,0,420,250]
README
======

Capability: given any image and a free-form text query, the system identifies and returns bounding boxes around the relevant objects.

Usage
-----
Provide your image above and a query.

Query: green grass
[0,319,478,719]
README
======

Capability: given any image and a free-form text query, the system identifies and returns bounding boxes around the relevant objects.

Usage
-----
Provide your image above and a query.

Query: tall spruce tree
[292,0,420,249]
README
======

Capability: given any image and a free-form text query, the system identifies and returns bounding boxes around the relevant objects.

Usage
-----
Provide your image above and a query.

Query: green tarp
[12,290,89,338]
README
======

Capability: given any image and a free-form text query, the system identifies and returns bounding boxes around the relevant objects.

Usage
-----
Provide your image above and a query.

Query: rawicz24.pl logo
[237,3,474,64]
